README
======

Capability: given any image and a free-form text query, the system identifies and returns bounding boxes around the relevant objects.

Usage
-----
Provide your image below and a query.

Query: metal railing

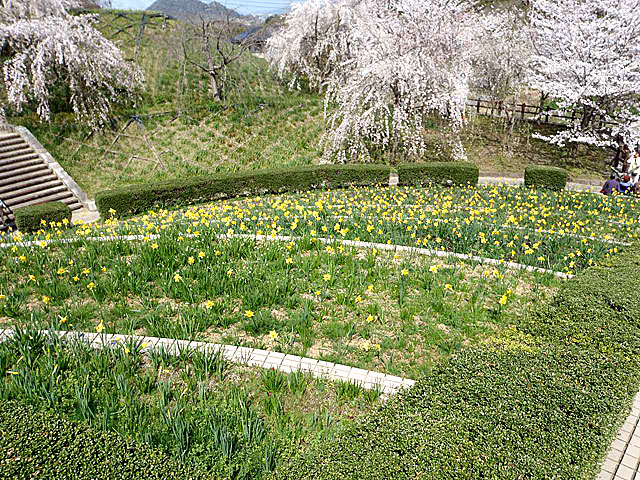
[0,197,14,230]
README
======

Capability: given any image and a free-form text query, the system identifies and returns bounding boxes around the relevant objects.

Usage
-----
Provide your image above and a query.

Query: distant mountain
[147,0,243,19]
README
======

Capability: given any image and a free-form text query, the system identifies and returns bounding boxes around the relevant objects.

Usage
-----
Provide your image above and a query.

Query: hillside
[147,0,243,19]
[4,10,609,198]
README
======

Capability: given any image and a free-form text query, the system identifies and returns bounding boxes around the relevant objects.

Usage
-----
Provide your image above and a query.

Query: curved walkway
[478,175,602,192]
[598,391,640,480]
[0,328,415,396]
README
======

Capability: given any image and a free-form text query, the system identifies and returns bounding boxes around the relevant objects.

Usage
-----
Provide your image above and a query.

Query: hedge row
[277,243,640,479]
[524,165,569,191]
[0,401,206,480]
[95,163,476,218]
[397,161,479,186]
[14,201,71,232]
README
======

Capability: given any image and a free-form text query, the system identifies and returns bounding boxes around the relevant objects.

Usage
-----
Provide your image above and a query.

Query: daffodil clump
[1,183,636,377]
[2,228,555,379]
[0,327,379,478]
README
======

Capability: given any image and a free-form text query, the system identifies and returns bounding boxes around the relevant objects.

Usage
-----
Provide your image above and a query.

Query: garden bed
[0,328,379,478]
[1,183,639,478]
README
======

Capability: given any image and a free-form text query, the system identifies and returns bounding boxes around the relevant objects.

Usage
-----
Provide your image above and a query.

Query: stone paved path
[0,328,415,396]
[598,392,640,480]
[478,175,600,192]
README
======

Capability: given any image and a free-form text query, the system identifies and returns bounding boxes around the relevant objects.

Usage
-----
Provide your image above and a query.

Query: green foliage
[524,165,569,191]
[277,243,640,479]
[397,162,479,186]
[95,164,391,218]
[0,401,206,480]
[13,202,72,233]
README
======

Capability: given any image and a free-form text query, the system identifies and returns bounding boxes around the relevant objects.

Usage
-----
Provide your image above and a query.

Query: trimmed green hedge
[95,165,391,218]
[278,243,640,479]
[524,165,568,191]
[397,162,479,186]
[0,401,206,480]
[14,201,72,232]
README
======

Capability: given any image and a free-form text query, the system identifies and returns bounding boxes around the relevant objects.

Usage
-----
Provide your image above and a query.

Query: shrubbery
[277,243,640,479]
[95,163,484,219]
[397,162,480,186]
[524,165,568,191]
[95,164,391,218]
[0,401,206,480]
[14,202,72,232]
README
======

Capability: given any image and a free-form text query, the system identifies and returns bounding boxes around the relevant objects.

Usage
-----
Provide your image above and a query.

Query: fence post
[521,103,525,119]
[545,106,550,124]
[477,98,481,114]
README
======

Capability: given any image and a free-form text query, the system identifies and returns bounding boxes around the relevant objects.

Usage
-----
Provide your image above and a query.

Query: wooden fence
[465,98,618,128]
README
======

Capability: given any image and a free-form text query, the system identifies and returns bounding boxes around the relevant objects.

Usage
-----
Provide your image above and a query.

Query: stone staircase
[0,127,86,231]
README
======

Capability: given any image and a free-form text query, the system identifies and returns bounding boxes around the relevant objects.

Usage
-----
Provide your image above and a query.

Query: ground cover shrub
[397,161,479,186]
[275,242,640,479]
[95,164,391,218]
[0,400,206,480]
[524,165,569,191]
[0,329,375,478]
[13,202,72,233]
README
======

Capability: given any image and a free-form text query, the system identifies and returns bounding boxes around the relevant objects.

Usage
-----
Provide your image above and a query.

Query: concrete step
[0,137,26,149]
[0,143,31,155]
[0,134,21,145]
[0,174,58,196]
[0,164,51,185]
[2,196,83,219]
[0,158,44,175]
[2,179,64,202]
[5,185,70,208]
[0,146,34,160]
[6,190,75,211]
[0,151,39,168]
[0,128,86,222]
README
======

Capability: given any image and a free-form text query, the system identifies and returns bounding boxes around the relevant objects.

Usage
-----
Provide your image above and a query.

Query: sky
[111,0,298,15]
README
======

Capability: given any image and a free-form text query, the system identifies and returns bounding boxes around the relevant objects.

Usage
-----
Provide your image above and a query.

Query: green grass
[2,182,638,477]
[3,184,638,378]
[275,239,640,480]
[0,327,378,478]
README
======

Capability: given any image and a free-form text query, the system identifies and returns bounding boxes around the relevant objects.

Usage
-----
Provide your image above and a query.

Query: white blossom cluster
[268,0,499,162]
[527,0,640,147]
[473,11,531,107]
[266,0,360,91]
[0,0,144,128]
[269,0,640,159]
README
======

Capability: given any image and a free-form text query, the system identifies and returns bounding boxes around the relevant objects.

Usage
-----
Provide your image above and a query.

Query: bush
[524,165,568,191]
[277,243,640,479]
[397,162,479,186]
[14,201,72,232]
[0,401,207,480]
[95,164,391,218]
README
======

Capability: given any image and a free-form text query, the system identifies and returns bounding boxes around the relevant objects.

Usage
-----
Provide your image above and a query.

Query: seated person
[601,175,621,195]
[633,181,640,195]
[620,175,634,194]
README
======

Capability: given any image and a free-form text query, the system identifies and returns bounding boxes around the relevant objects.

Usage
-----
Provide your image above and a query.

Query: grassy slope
[7,10,609,198]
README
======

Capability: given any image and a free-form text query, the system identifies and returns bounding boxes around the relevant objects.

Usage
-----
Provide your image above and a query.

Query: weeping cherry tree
[528,0,640,148]
[0,0,144,128]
